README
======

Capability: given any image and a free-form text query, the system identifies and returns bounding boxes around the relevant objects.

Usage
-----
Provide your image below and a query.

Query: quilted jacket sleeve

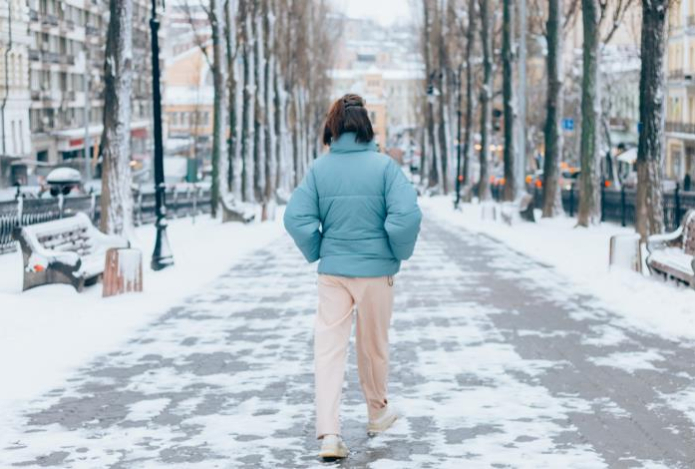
[283,167,322,263]
[384,160,422,260]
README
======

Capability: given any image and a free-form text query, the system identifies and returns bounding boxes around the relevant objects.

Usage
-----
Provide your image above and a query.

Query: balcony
[60,19,76,33]
[666,121,695,134]
[669,69,685,81]
[28,49,40,61]
[59,55,76,66]
[41,51,60,64]
[41,14,59,27]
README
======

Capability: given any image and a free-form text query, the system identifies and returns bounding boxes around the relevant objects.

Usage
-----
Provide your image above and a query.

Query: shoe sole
[367,413,398,436]
[319,446,348,461]
[319,451,348,461]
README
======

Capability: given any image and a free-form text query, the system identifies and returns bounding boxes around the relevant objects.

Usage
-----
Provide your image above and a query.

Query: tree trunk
[422,0,439,189]
[100,0,134,237]
[240,4,256,202]
[541,0,564,217]
[478,0,493,201]
[274,60,286,192]
[253,4,266,203]
[436,3,449,194]
[636,0,667,239]
[462,0,477,197]
[263,0,277,217]
[502,0,516,201]
[225,0,241,197]
[577,0,601,226]
[210,0,227,217]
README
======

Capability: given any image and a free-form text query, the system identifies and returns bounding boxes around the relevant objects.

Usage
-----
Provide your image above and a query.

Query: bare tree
[225,0,242,198]
[577,0,636,226]
[541,0,564,217]
[422,0,440,189]
[502,0,516,201]
[100,0,134,236]
[462,0,477,199]
[240,0,256,201]
[436,1,450,194]
[262,0,277,219]
[577,0,601,226]
[636,0,669,239]
[478,0,493,201]
[209,0,227,217]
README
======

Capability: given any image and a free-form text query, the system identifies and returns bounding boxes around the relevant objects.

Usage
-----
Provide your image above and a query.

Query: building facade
[665,0,695,183]
[0,0,156,188]
[162,44,213,167]
[0,0,32,185]
[328,16,424,153]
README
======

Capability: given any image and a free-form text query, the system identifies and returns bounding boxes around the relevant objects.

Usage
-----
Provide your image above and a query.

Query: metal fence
[0,185,212,254]
[516,184,694,232]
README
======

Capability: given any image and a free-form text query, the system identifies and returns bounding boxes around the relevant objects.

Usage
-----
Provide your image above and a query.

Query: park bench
[221,196,255,224]
[497,193,536,225]
[646,210,695,288]
[13,212,129,292]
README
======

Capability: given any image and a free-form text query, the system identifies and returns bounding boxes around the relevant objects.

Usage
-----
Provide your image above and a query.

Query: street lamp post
[150,0,174,271]
[455,63,464,209]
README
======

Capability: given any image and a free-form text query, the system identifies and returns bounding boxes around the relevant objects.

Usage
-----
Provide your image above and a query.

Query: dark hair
[322,94,374,146]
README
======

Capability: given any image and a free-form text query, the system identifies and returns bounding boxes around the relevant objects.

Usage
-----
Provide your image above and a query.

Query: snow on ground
[0,210,285,427]
[422,196,695,342]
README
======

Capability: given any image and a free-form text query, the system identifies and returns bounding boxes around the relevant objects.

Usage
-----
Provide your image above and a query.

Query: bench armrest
[646,227,683,254]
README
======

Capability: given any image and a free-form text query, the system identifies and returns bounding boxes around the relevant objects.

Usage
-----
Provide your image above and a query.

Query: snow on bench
[646,210,695,288]
[221,197,255,224]
[13,212,129,292]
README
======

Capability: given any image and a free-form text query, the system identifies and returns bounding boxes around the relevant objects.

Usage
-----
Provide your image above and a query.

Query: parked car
[526,165,581,191]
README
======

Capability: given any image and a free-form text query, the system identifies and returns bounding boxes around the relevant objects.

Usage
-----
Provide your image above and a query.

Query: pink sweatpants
[314,274,394,438]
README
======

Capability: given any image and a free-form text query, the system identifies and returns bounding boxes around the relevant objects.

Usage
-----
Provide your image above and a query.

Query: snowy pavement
[2,210,695,468]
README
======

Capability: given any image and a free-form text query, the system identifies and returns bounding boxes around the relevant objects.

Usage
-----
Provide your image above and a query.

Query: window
[11,121,17,154]
[37,150,48,162]
[19,121,24,154]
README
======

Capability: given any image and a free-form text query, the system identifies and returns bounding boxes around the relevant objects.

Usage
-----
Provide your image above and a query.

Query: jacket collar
[330,132,377,153]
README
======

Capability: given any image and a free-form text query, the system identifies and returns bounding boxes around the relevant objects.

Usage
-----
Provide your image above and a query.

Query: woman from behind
[283,94,422,461]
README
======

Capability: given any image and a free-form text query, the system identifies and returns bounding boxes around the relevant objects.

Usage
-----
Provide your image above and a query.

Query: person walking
[284,94,422,461]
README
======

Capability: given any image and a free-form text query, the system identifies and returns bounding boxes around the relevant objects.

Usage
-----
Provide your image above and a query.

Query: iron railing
[520,184,692,232]
[0,185,212,254]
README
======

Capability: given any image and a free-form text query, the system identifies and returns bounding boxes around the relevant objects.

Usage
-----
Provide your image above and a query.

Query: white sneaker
[318,434,348,460]
[367,404,398,436]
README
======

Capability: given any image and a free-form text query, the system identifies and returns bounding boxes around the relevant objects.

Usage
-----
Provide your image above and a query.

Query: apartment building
[665,0,695,183]
[7,0,155,186]
[0,0,32,185]
[162,44,213,163]
[329,16,424,152]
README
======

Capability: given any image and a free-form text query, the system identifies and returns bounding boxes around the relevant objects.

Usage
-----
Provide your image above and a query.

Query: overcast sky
[331,0,414,26]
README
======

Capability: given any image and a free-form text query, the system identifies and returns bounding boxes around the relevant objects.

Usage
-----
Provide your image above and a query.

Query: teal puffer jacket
[284,132,422,277]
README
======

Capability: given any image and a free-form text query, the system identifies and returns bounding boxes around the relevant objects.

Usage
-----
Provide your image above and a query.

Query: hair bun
[343,96,364,109]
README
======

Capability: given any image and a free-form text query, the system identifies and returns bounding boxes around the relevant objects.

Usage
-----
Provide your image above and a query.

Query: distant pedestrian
[284,94,422,461]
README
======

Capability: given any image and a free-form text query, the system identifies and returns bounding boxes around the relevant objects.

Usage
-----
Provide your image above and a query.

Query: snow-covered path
[2,214,695,468]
